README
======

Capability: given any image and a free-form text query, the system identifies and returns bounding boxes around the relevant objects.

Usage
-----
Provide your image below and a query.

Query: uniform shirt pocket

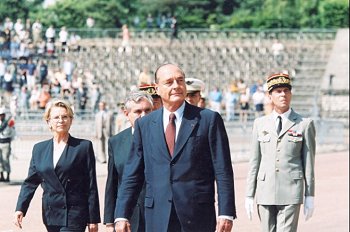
[258,135,271,143]
[257,172,266,181]
[288,136,303,143]
[290,171,304,180]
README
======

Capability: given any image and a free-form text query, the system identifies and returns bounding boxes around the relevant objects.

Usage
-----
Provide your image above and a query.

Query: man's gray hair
[124,90,153,111]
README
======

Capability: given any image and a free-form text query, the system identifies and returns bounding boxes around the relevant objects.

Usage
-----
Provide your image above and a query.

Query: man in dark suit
[115,63,236,232]
[104,91,153,232]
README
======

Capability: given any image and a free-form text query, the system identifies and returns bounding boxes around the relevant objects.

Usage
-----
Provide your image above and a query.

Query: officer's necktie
[277,116,282,135]
[165,113,176,156]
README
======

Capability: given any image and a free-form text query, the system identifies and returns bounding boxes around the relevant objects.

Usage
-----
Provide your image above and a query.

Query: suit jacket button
[62,206,66,209]
[275,168,279,172]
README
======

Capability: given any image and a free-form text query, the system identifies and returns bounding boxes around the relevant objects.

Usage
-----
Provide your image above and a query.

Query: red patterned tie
[165,113,176,156]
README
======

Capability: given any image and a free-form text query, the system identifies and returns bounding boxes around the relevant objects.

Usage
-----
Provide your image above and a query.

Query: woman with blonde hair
[14,99,100,232]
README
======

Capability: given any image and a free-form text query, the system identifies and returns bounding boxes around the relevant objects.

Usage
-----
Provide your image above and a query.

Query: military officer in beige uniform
[245,73,316,232]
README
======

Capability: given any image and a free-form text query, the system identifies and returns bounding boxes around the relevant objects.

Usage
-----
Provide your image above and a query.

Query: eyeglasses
[50,115,71,122]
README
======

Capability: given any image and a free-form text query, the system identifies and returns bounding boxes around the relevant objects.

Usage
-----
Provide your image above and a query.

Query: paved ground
[0,145,348,232]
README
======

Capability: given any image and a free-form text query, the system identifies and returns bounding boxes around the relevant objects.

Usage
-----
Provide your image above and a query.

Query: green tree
[320,0,349,28]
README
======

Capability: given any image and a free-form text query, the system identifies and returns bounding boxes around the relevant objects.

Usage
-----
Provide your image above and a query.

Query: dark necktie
[165,113,176,156]
[277,116,282,135]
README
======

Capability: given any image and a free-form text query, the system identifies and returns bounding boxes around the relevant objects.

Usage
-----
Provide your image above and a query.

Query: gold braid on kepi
[266,73,292,92]
[139,84,159,97]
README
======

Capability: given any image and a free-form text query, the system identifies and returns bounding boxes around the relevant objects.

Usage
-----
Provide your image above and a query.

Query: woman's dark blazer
[15,135,101,227]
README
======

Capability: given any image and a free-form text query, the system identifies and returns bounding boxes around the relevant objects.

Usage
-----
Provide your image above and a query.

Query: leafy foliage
[0,0,348,29]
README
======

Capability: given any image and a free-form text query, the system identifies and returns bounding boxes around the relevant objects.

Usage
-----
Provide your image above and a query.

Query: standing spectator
[2,28,11,56]
[114,63,236,232]
[0,58,6,89]
[208,86,223,114]
[18,58,28,88]
[169,16,180,45]
[95,101,114,164]
[104,91,153,232]
[237,78,247,93]
[18,86,30,119]
[45,25,55,43]
[224,86,238,122]
[69,32,81,51]
[90,84,101,113]
[133,16,140,28]
[14,99,100,231]
[9,95,18,118]
[29,84,40,110]
[86,16,95,38]
[252,86,265,118]
[59,26,69,52]
[45,25,55,56]
[239,87,250,130]
[3,17,13,30]
[76,80,88,115]
[245,73,316,231]
[119,24,131,53]
[86,16,95,28]
[271,39,284,65]
[38,84,51,110]
[26,57,37,90]
[146,14,153,28]
[14,19,24,36]
[38,59,48,85]
[3,68,14,96]
[31,19,42,46]
[63,56,74,82]
[0,106,15,182]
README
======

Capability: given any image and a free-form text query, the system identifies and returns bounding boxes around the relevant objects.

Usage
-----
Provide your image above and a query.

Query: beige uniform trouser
[0,142,11,173]
[257,204,301,232]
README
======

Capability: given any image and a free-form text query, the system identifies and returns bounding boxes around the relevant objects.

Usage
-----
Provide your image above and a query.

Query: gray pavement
[0,134,348,231]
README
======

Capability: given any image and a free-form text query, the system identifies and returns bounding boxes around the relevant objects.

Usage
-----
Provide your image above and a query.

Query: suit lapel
[281,109,297,136]
[173,103,198,158]
[44,139,66,192]
[266,114,278,136]
[151,109,171,160]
